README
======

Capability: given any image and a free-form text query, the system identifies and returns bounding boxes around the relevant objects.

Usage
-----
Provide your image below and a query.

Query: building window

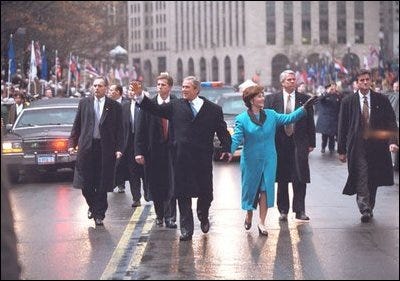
[301,1,311,44]
[337,1,347,44]
[242,1,246,46]
[212,56,219,81]
[319,2,329,44]
[354,1,364,44]
[266,1,276,45]
[224,56,231,85]
[223,1,226,47]
[284,1,293,45]
[235,2,239,46]
[237,55,245,84]
[188,58,195,76]
[177,59,183,85]
[200,57,206,81]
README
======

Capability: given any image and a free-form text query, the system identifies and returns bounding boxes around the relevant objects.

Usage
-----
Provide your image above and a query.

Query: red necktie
[161,101,168,140]
[162,118,168,140]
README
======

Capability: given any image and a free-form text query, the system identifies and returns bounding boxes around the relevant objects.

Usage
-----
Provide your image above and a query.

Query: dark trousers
[277,135,307,214]
[177,195,211,236]
[277,181,307,214]
[154,198,177,223]
[321,134,336,151]
[353,137,377,214]
[82,139,108,219]
[126,132,143,201]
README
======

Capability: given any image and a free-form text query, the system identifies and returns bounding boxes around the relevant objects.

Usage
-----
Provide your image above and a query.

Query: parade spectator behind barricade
[109,84,131,193]
[316,82,342,154]
[68,76,124,226]
[7,90,28,125]
[42,87,53,99]
[338,69,398,223]
[264,70,316,222]
[135,72,178,228]
[228,85,316,236]
[130,76,232,241]
[297,81,307,95]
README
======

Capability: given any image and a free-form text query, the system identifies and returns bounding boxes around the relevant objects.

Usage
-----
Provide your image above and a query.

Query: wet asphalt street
[8,136,399,280]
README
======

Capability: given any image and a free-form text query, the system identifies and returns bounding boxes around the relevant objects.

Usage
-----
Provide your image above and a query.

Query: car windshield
[200,87,234,103]
[219,96,247,115]
[15,107,78,128]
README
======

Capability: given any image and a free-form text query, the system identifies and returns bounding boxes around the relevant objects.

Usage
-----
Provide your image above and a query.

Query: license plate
[37,155,55,165]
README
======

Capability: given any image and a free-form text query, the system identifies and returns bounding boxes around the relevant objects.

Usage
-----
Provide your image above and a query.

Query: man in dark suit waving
[131,76,232,241]
[69,76,124,226]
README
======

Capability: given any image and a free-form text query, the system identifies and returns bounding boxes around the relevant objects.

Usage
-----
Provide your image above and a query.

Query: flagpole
[55,50,58,97]
[83,58,87,92]
[28,41,33,97]
[67,52,72,97]
[7,34,14,98]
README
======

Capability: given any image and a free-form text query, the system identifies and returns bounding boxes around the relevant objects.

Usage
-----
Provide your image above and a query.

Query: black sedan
[2,98,79,182]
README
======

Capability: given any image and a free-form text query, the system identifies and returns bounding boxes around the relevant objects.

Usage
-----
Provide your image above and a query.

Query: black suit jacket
[338,91,398,194]
[135,95,176,201]
[264,91,315,183]
[138,95,231,198]
[69,96,123,191]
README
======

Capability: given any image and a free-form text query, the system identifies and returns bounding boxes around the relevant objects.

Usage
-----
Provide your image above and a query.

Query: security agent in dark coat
[131,76,232,241]
[135,76,177,228]
[264,70,316,221]
[69,77,124,226]
[315,82,342,153]
[338,69,398,223]
[121,96,144,208]
[109,84,131,193]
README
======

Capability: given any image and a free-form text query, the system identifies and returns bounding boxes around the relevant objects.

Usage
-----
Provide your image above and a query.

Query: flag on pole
[29,40,37,79]
[41,45,48,80]
[85,60,99,77]
[8,34,17,80]
[334,59,348,74]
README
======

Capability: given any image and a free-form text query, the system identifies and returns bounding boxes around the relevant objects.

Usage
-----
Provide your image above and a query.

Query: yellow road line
[100,204,154,280]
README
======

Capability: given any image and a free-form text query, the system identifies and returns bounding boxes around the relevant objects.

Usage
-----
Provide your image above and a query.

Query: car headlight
[2,141,23,154]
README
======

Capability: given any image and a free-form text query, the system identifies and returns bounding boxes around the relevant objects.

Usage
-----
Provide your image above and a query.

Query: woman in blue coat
[228,85,316,236]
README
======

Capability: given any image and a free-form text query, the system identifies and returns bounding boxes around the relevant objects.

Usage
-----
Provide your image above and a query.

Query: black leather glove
[303,95,318,110]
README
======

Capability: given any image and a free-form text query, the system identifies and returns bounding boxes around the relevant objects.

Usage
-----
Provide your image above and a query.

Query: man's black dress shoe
[165,221,177,229]
[155,218,163,226]
[179,233,192,241]
[95,218,104,226]
[200,219,210,233]
[131,200,141,208]
[361,212,372,223]
[295,212,310,221]
[87,210,93,219]
[279,213,288,221]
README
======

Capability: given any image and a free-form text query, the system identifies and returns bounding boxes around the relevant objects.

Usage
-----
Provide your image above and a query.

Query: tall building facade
[127,1,398,88]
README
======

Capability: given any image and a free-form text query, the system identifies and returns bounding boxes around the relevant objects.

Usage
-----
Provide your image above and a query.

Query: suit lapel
[100,97,110,124]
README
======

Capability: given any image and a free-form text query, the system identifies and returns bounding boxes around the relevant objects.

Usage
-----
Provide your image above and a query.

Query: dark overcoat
[69,96,123,192]
[315,93,342,136]
[135,96,176,201]
[337,91,398,195]
[264,92,316,183]
[138,95,231,199]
